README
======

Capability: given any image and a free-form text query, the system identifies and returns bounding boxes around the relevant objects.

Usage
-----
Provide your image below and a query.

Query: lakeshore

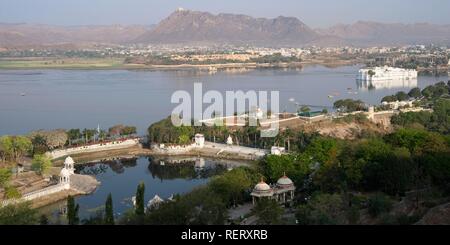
[2,137,263,210]
[0,56,363,71]
[0,57,303,70]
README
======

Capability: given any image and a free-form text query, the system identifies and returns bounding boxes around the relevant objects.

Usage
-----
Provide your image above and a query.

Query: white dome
[254,181,271,192]
[277,176,293,186]
[60,167,71,177]
[64,156,75,165]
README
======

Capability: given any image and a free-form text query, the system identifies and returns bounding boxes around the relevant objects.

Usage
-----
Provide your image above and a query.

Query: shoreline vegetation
[0,59,303,70]
[0,56,359,71]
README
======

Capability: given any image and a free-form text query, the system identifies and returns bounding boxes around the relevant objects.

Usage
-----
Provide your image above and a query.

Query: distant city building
[381,100,414,110]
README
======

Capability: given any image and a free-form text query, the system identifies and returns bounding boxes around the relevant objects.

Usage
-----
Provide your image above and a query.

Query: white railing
[1,183,70,207]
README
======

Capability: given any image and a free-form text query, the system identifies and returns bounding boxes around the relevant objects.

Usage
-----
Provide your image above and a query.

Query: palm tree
[283,128,294,152]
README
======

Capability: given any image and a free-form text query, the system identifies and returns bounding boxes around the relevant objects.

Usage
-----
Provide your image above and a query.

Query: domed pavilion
[250,174,296,205]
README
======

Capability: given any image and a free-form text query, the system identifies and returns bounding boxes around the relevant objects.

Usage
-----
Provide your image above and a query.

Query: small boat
[20,93,26,96]
[327,95,334,99]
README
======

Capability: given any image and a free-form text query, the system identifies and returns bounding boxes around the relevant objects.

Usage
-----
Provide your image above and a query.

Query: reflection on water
[148,157,226,180]
[38,156,249,223]
[357,78,418,90]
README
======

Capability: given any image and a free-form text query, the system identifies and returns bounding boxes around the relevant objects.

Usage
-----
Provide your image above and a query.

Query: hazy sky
[1,0,449,27]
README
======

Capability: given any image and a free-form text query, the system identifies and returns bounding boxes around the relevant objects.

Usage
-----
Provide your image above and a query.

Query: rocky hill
[134,9,320,46]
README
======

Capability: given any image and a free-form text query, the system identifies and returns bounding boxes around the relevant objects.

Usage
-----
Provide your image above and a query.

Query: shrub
[367,193,392,218]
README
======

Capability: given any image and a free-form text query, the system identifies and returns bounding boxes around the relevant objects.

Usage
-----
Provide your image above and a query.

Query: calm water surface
[0,65,447,135]
[1,66,446,222]
[39,156,248,222]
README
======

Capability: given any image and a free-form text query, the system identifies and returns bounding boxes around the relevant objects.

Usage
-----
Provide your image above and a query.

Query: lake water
[39,156,249,222]
[0,65,447,135]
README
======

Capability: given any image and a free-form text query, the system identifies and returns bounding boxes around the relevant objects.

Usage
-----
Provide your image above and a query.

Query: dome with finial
[277,173,294,188]
[253,177,272,193]
[64,156,74,165]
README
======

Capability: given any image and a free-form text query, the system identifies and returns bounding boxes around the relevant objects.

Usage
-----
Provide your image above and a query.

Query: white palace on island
[357,66,418,82]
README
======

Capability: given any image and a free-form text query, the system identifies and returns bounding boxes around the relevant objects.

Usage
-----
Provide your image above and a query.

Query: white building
[381,100,414,110]
[357,66,417,82]
[64,156,75,175]
[59,156,75,188]
[194,134,205,148]
[271,146,286,156]
[250,175,296,205]
[147,195,164,210]
[227,135,233,145]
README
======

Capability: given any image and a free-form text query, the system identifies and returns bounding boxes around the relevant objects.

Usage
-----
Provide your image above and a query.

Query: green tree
[67,195,80,225]
[395,91,409,101]
[143,187,227,225]
[135,182,145,216]
[252,198,284,225]
[381,95,397,103]
[259,154,311,185]
[299,106,311,113]
[408,87,422,99]
[334,99,365,112]
[31,154,52,176]
[67,129,81,145]
[31,134,49,155]
[367,193,392,218]
[104,193,114,225]
[121,126,137,136]
[208,168,255,207]
[178,134,191,145]
[296,193,347,225]
[0,202,38,225]
[0,136,32,162]
[82,129,96,143]
[4,186,21,199]
[0,168,12,188]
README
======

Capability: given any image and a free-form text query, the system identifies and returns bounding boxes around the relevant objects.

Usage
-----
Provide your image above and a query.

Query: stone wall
[1,183,70,207]
[47,138,140,160]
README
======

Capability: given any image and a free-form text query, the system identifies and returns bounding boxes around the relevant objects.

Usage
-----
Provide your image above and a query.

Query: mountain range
[1,9,450,49]
[0,23,151,49]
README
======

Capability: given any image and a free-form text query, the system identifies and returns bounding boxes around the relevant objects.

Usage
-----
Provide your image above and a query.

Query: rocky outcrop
[135,9,319,46]
[415,202,450,225]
